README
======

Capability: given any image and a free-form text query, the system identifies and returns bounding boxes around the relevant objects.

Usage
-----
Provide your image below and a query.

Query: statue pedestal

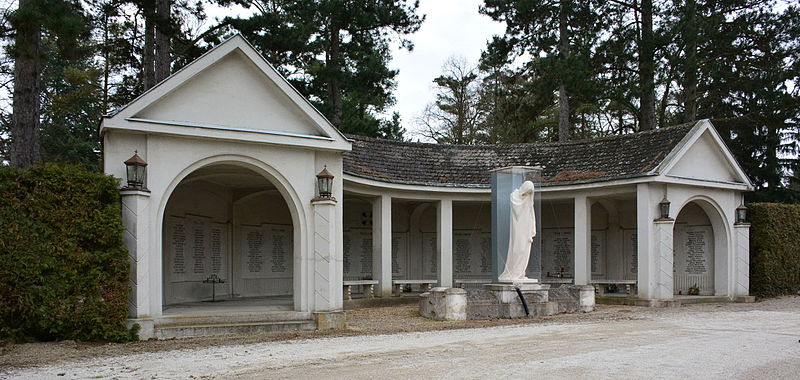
[484,283,550,304]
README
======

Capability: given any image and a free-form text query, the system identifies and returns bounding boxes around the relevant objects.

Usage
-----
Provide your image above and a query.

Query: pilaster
[312,198,342,311]
[653,219,675,299]
[574,195,592,285]
[372,195,392,297]
[437,199,453,287]
[734,223,751,296]
[120,189,151,318]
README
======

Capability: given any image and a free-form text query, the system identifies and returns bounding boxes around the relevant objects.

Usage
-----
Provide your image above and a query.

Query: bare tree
[416,56,484,145]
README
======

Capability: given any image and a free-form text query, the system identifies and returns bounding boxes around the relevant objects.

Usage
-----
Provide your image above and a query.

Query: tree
[7,0,89,169]
[481,0,607,142]
[417,56,484,144]
[222,0,423,138]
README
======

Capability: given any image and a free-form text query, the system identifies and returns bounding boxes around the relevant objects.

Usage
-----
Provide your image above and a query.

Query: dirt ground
[1,296,799,377]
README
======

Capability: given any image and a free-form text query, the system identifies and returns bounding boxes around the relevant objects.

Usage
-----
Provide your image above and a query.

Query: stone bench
[591,280,637,296]
[393,280,437,297]
[540,278,574,284]
[343,280,379,300]
[454,279,491,288]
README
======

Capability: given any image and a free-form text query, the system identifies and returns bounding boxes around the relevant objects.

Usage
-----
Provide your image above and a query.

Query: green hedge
[750,203,800,299]
[0,164,134,342]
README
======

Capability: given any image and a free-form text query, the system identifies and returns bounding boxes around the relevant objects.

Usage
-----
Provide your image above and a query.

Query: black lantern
[124,151,148,189]
[736,204,748,224]
[316,166,334,199]
[658,197,671,220]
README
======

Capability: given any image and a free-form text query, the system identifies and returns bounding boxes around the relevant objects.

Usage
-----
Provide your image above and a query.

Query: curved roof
[343,123,696,188]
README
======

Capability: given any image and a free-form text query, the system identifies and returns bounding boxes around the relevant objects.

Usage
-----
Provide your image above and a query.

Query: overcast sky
[387,0,505,139]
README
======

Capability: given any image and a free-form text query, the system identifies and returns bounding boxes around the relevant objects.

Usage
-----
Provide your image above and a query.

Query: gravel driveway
[2,297,799,379]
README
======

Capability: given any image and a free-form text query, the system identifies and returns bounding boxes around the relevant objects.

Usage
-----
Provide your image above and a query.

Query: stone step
[154,320,316,339]
[154,311,313,327]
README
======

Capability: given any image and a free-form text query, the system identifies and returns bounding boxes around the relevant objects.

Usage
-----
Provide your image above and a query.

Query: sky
[386,0,505,139]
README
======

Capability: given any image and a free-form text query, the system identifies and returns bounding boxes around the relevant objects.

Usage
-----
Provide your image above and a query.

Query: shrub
[749,203,800,299]
[0,164,134,342]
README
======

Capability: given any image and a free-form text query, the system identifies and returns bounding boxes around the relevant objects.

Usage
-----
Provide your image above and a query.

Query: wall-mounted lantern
[124,151,148,190]
[736,204,748,224]
[658,197,671,220]
[316,165,334,199]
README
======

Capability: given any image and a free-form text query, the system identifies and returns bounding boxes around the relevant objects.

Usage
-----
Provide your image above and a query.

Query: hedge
[749,203,800,299]
[0,164,135,342]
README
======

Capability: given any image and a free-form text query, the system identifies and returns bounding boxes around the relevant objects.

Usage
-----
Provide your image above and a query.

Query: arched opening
[673,201,726,296]
[162,163,295,310]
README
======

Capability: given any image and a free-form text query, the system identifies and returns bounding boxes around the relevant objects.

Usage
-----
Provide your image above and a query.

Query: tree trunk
[327,22,343,128]
[154,0,171,83]
[11,0,41,169]
[142,9,156,91]
[639,0,656,131]
[558,0,570,142]
[682,0,698,123]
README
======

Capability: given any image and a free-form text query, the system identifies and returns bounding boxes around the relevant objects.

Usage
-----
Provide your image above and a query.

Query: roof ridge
[346,121,697,149]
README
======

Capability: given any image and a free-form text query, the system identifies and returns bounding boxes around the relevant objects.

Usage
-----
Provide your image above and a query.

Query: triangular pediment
[134,50,322,137]
[101,34,350,151]
[660,120,752,187]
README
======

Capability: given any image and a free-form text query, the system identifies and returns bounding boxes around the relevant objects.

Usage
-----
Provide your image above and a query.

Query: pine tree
[222,0,423,138]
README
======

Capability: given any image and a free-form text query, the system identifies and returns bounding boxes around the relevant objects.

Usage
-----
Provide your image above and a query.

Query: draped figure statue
[498,180,537,282]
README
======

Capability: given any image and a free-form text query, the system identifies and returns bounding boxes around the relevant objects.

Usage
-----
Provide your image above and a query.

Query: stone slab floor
[2,297,799,379]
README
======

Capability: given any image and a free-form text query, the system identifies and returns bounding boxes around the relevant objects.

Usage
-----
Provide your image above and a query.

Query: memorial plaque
[168,217,188,280]
[479,233,491,274]
[242,226,265,278]
[357,230,373,276]
[209,222,228,277]
[452,230,493,277]
[167,215,229,282]
[541,229,574,276]
[622,230,638,279]
[343,228,373,278]
[422,232,437,278]
[240,224,293,279]
[191,219,207,276]
[391,233,408,277]
[591,231,606,276]
[673,225,714,293]
[343,232,352,278]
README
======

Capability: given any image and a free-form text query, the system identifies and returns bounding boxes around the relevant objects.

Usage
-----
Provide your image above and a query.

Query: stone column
[120,189,152,318]
[653,219,675,299]
[574,195,592,285]
[372,195,392,297]
[636,183,655,298]
[312,198,342,310]
[734,223,751,297]
[437,199,453,287]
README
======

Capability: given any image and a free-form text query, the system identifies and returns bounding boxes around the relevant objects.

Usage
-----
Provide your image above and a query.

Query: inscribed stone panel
[541,228,574,277]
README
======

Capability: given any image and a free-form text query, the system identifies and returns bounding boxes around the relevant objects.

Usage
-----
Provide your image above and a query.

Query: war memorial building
[102,35,753,339]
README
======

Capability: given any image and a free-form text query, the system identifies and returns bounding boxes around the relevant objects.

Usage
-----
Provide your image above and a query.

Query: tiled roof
[343,123,696,188]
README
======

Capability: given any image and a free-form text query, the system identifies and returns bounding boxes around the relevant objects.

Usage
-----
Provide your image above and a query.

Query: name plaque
[240,224,293,279]
[167,215,229,282]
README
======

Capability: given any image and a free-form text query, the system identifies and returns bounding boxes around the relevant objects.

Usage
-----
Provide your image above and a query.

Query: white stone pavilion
[102,35,753,338]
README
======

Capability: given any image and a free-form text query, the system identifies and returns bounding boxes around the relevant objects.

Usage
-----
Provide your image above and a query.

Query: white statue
[498,180,537,282]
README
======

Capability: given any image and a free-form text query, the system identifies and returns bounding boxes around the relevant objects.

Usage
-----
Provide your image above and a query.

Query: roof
[343,123,697,188]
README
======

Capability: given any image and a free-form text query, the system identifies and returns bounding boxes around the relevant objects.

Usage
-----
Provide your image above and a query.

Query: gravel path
[2,297,799,379]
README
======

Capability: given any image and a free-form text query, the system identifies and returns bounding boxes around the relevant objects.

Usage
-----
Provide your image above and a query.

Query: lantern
[124,151,148,190]
[736,204,748,224]
[658,197,671,220]
[316,166,334,199]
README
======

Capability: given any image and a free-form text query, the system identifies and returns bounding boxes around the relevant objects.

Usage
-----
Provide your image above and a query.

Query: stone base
[419,287,467,321]
[419,284,595,321]
[314,311,347,330]
[496,278,540,284]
